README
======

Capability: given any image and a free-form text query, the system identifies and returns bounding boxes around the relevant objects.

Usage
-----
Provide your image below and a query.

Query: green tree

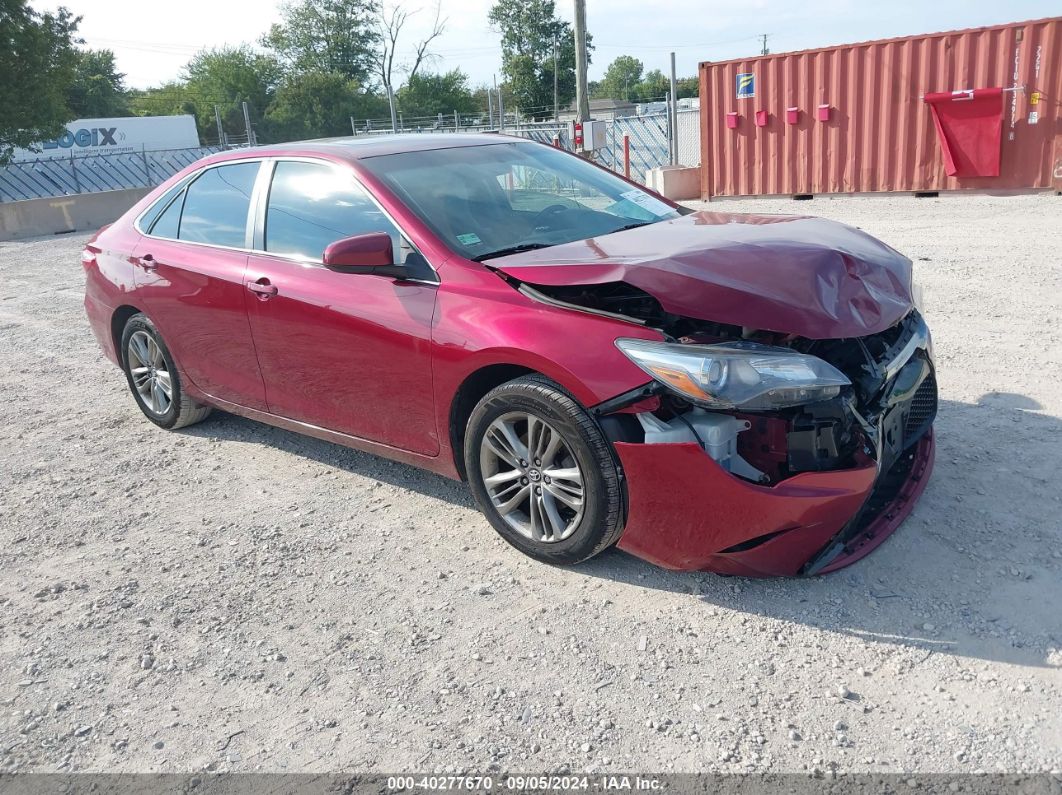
[633,68,668,103]
[487,0,588,120]
[471,82,516,123]
[594,55,642,101]
[67,49,129,118]
[630,70,699,104]
[129,82,198,119]
[398,69,477,120]
[265,71,387,141]
[676,76,699,99]
[0,0,80,162]
[183,46,281,144]
[262,0,380,83]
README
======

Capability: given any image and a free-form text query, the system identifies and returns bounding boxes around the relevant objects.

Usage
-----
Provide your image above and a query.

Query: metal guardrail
[0,147,219,203]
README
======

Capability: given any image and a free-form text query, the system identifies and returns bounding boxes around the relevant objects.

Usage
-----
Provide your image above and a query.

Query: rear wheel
[120,313,211,430]
[464,375,624,565]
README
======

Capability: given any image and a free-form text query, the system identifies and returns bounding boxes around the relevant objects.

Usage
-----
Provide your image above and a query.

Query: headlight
[616,338,851,410]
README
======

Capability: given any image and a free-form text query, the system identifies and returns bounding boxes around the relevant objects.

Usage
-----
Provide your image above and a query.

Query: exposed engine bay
[519,279,938,488]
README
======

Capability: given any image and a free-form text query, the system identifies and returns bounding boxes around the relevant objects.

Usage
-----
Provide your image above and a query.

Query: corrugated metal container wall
[699,17,1062,197]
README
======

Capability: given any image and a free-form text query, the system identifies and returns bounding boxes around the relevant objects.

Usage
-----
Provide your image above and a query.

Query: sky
[43,0,1062,91]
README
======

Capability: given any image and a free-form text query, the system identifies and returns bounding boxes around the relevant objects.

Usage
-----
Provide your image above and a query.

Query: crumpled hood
[489,211,914,339]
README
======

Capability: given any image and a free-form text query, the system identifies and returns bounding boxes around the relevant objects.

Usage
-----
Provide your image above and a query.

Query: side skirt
[187,388,461,481]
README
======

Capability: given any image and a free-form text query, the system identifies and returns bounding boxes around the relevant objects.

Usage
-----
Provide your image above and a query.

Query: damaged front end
[524,279,938,577]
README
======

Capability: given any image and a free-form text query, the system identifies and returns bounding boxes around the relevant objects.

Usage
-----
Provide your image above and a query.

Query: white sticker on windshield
[456,232,482,246]
[620,189,673,217]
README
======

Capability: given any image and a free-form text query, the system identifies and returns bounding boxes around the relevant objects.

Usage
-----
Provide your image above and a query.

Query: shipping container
[698,17,1062,197]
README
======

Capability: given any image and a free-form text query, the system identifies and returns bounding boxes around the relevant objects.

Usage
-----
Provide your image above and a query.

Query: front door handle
[137,254,157,271]
[247,278,278,300]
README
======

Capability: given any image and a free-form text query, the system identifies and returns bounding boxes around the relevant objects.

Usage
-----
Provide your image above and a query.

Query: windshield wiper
[612,221,655,233]
[472,243,555,262]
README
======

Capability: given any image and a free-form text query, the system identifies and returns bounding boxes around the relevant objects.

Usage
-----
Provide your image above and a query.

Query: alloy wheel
[126,330,172,415]
[478,411,586,543]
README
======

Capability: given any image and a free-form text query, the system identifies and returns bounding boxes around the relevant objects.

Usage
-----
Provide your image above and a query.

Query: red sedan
[82,135,936,577]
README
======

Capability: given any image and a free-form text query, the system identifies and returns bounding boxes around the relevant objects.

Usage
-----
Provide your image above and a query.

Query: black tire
[464,374,624,565]
[120,313,212,430]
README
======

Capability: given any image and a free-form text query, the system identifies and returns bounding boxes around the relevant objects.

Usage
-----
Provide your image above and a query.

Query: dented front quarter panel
[490,211,914,339]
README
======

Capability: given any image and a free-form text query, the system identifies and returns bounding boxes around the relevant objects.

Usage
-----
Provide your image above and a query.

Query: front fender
[433,285,661,409]
[430,281,663,477]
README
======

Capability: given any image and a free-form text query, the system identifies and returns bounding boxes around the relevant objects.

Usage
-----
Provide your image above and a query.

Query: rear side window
[178,162,259,247]
[140,182,184,234]
[264,161,398,260]
[150,192,184,238]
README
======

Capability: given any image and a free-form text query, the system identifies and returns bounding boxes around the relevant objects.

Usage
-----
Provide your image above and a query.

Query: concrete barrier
[0,187,151,241]
[645,165,701,201]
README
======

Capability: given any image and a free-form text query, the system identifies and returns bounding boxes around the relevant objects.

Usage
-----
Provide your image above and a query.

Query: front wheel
[120,313,212,430]
[464,375,625,565]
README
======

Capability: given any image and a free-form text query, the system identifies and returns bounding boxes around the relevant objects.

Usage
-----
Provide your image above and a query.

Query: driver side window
[264,161,431,278]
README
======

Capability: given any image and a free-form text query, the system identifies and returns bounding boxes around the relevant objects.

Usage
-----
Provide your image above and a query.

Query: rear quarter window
[137,178,184,234]
[149,191,185,238]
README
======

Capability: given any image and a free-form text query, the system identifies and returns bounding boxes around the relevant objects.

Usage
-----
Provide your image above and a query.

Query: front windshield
[359,141,682,261]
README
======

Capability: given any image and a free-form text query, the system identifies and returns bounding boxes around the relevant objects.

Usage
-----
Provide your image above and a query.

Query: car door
[243,159,439,455]
[134,160,267,410]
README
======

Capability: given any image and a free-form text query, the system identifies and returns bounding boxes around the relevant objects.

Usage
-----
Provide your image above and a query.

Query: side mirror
[323,232,407,278]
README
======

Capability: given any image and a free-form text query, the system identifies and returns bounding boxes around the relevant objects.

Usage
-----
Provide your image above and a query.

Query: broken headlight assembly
[615,338,851,411]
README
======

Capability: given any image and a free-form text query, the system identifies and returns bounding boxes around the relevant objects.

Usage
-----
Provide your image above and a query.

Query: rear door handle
[137,254,157,271]
[247,278,278,299]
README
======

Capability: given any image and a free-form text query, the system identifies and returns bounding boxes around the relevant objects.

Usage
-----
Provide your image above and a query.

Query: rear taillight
[81,248,97,270]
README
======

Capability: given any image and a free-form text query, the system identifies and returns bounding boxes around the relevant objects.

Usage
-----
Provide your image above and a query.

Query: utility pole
[573,0,590,122]
[668,52,678,165]
[487,87,494,129]
[495,74,505,133]
[760,34,769,56]
[214,105,225,148]
[387,84,398,133]
[553,34,559,122]
[241,101,256,147]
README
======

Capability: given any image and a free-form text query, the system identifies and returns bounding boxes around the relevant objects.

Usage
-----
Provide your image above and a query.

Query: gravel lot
[0,193,1060,776]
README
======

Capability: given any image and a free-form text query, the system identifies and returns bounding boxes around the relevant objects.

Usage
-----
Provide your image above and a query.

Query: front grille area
[904,370,938,447]
[802,438,924,574]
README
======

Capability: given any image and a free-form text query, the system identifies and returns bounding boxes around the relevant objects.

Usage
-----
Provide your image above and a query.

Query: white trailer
[11,115,201,161]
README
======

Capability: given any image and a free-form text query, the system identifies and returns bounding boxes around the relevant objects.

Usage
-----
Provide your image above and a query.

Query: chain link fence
[345,109,700,185]
[1,109,701,201]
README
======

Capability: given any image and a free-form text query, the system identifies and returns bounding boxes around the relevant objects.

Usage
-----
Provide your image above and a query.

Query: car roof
[206,133,533,164]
